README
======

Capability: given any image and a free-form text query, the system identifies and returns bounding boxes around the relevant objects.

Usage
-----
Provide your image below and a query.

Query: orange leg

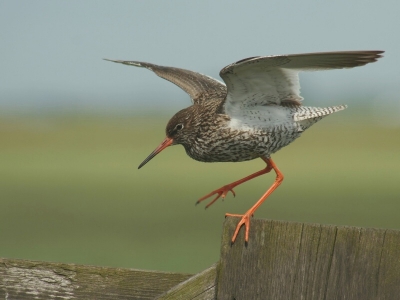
[196,157,273,208]
[226,157,284,243]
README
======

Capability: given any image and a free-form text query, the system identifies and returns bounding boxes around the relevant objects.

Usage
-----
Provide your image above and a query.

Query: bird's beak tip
[137,137,173,169]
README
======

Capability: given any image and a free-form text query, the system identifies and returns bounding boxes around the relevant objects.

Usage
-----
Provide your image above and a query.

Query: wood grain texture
[157,264,217,300]
[217,217,400,300]
[0,258,192,300]
[1,219,399,299]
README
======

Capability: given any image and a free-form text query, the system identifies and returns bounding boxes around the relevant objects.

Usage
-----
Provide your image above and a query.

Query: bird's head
[138,107,193,169]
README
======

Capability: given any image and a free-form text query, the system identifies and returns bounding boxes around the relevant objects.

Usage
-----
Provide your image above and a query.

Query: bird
[104,51,384,243]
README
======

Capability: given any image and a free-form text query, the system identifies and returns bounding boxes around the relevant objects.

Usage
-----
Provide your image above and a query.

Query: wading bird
[105,51,383,243]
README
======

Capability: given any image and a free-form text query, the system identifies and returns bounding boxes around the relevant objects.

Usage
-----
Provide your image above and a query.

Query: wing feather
[220,51,384,113]
[104,59,227,104]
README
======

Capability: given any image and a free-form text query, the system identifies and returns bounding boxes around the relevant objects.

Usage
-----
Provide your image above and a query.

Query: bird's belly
[186,127,302,163]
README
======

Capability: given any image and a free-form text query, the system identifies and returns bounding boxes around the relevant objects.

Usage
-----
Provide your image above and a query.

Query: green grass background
[1,111,399,274]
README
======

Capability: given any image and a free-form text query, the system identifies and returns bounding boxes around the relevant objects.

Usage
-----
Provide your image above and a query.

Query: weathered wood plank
[157,264,217,300]
[0,258,192,300]
[217,217,400,300]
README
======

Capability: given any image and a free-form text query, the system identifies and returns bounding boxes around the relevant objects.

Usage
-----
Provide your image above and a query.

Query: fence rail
[0,257,192,299]
[1,217,400,299]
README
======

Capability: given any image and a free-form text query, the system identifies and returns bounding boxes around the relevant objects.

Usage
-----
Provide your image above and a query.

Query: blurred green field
[1,112,399,274]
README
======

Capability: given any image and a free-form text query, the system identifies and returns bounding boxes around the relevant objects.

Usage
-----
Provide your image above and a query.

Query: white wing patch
[279,69,302,104]
[222,65,303,110]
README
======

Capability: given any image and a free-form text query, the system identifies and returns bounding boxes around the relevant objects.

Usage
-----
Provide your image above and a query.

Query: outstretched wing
[104,59,227,104]
[220,51,384,113]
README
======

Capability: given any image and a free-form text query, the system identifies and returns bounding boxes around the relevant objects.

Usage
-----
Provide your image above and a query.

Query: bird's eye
[175,124,184,131]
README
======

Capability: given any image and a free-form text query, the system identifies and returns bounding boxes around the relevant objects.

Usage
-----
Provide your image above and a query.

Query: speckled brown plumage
[105,50,384,243]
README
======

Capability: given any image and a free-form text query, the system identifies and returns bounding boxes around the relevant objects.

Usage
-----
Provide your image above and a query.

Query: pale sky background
[1,1,399,122]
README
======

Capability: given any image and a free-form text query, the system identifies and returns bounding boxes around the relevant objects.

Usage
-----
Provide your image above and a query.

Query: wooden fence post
[217,218,400,299]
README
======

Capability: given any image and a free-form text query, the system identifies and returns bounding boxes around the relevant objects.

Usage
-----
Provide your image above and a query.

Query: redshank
[105,51,383,243]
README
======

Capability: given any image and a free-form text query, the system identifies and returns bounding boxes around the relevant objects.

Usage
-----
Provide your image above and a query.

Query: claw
[225,212,253,243]
[196,185,236,208]
[205,193,222,209]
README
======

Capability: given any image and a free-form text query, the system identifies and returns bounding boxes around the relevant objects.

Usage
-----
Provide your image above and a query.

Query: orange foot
[195,184,236,209]
[225,212,253,243]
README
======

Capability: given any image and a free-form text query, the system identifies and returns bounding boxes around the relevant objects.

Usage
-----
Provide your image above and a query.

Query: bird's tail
[294,105,347,122]
[293,105,347,131]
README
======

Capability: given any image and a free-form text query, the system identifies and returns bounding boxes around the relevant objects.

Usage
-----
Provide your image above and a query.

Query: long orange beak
[138,137,173,169]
